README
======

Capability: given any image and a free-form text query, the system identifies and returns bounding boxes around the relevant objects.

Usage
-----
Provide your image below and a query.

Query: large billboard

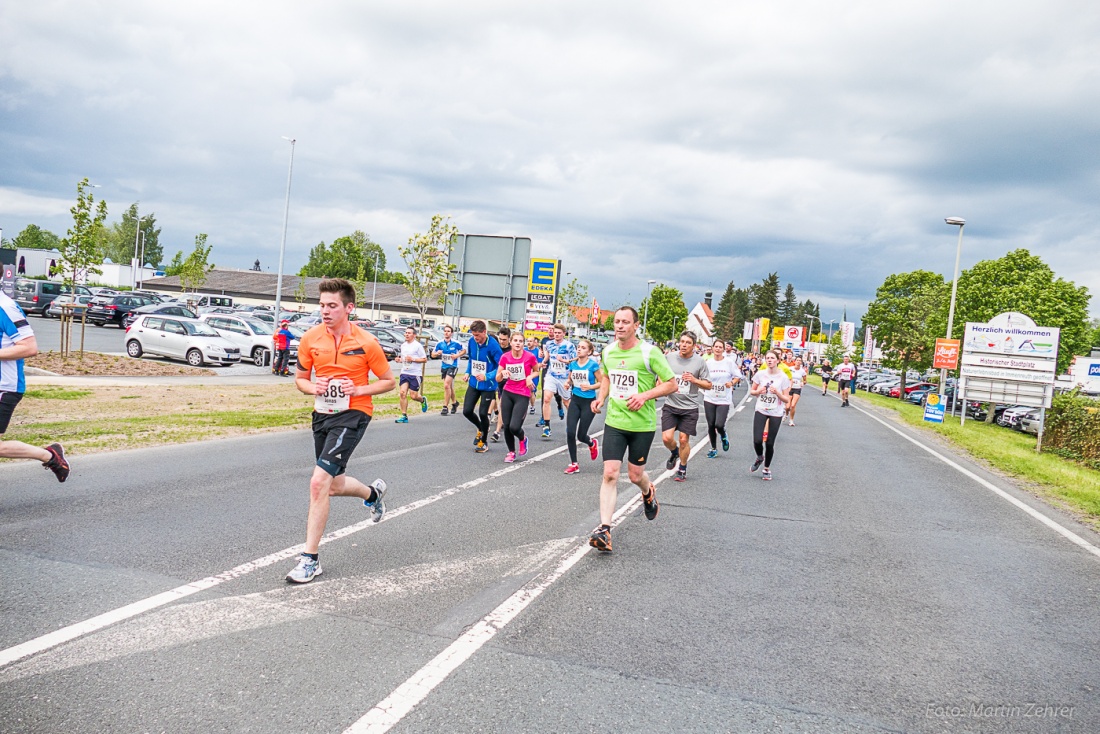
[523,258,561,340]
[446,235,531,325]
[960,312,1060,410]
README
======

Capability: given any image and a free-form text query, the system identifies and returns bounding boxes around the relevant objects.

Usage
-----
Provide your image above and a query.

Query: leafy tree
[862,269,948,395]
[823,331,846,364]
[952,249,1091,372]
[639,284,689,344]
[105,204,163,267]
[11,224,61,251]
[294,277,308,310]
[557,277,590,328]
[400,215,461,329]
[299,230,383,281]
[712,282,736,342]
[748,272,780,322]
[778,283,798,324]
[177,233,215,293]
[164,250,186,277]
[1089,317,1100,349]
[602,313,615,331]
[58,178,108,287]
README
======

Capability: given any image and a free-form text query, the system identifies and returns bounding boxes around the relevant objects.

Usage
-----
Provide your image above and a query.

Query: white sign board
[962,312,1060,357]
[960,312,1061,410]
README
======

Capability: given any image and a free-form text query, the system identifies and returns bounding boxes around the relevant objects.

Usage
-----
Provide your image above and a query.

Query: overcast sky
[2,1,1098,323]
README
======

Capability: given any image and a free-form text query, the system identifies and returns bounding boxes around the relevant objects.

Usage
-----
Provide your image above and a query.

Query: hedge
[1043,390,1100,470]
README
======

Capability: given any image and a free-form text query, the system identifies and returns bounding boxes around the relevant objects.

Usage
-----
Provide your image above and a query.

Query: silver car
[125,315,241,366]
[198,313,281,366]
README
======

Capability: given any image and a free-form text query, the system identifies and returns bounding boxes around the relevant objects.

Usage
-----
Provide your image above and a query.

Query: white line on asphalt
[344,430,721,734]
[839,392,1100,561]
[0,432,601,670]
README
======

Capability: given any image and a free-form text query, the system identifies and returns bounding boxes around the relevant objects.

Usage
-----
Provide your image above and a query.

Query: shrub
[1044,389,1100,469]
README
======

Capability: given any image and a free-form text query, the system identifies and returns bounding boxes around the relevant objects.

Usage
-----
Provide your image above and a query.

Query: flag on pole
[590,299,601,325]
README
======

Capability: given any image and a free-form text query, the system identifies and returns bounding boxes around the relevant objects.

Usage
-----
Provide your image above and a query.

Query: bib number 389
[315,379,350,414]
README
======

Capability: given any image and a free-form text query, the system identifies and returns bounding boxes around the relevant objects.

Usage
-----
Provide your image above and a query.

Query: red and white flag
[590,299,601,325]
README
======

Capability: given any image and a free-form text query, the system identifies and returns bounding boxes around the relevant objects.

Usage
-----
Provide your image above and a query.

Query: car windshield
[185,322,222,337]
[244,319,273,335]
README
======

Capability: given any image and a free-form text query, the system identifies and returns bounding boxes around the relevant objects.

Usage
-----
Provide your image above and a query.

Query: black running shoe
[673,468,687,483]
[588,525,612,552]
[490,431,501,443]
[43,443,69,483]
[641,489,659,520]
[665,450,678,471]
[750,456,764,473]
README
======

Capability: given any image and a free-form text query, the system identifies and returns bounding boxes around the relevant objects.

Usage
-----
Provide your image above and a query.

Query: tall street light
[274,137,296,320]
[370,250,380,322]
[641,279,656,340]
[131,215,147,289]
[941,217,966,395]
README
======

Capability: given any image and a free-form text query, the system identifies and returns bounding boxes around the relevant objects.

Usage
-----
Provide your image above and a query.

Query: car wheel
[126,340,144,358]
[186,349,205,367]
[252,346,269,366]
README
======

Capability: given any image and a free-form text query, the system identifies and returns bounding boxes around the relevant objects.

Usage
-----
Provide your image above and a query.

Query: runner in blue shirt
[432,324,466,415]
[0,291,70,481]
[539,323,578,439]
[563,338,602,474]
[461,320,503,453]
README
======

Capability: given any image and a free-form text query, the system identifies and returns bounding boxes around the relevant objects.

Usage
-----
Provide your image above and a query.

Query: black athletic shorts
[660,404,699,436]
[836,379,850,391]
[441,366,458,378]
[0,391,23,434]
[313,409,371,477]
[602,425,655,467]
[790,388,802,395]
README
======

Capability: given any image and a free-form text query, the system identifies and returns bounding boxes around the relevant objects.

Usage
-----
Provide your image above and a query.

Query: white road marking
[0,537,578,683]
[0,433,600,670]
[840,392,1100,560]
[345,431,718,734]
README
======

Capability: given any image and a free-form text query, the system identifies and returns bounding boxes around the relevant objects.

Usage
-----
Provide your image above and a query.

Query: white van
[185,294,234,309]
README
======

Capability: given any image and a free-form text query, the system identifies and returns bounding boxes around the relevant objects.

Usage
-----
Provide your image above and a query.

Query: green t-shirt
[599,340,676,432]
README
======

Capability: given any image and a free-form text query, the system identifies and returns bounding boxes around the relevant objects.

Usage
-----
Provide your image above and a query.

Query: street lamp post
[827,319,838,341]
[131,215,146,289]
[641,279,656,340]
[370,250,380,322]
[274,137,296,320]
[941,217,966,397]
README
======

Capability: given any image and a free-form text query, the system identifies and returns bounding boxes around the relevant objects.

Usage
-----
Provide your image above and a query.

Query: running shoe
[542,427,551,439]
[473,430,483,446]
[641,489,659,520]
[529,406,536,415]
[286,554,322,584]
[363,479,387,523]
[589,438,599,461]
[706,449,718,459]
[395,415,409,424]
[762,468,772,481]
[721,434,729,452]
[558,408,565,420]
[519,436,528,457]
[452,402,459,414]
[535,418,547,428]
[43,443,70,483]
[441,406,450,416]
[665,450,678,471]
[673,468,687,482]
[504,452,516,463]
[491,431,501,443]
[421,398,429,413]
[788,419,795,426]
[475,440,488,453]
[750,456,764,472]
[588,525,612,552]
[564,463,579,474]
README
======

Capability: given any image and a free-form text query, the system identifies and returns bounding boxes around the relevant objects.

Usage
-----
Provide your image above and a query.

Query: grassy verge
[808,375,1100,528]
[6,375,471,457]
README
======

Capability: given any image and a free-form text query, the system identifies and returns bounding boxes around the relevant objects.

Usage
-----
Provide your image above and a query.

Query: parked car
[905,385,938,404]
[997,406,1039,429]
[364,326,403,360]
[1019,412,1043,435]
[888,381,937,398]
[88,287,120,298]
[130,290,166,303]
[870,378,901,395]
[123,302,198,329]
[198,313,283,366]
[86,294,159,327]
[45,294,95,318]
[125,315,241,366]
[13,279,94,315]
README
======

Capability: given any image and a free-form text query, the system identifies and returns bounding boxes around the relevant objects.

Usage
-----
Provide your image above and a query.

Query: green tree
[748,272,780,322]
[952,249,1091,372]
[862,270,948,395]
[639,284,689,344]
[294,277,308,310]
[1088,317,1100,349]
[823,331,846,364]
[778,283,798,324]
[58,178,108,287]
[557,277,590,329]
[104,204,163,267]
[11,224,61,251]
[164,250,186,277]
[400,215,461,328]
[299,230,382,281]
[712,282,737,342]
[602,313,615,331]
[177,233,215,293]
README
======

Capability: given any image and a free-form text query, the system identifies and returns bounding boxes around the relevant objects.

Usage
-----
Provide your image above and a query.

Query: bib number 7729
[608,369,639,400]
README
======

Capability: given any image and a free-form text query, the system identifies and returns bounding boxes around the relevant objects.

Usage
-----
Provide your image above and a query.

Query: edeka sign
[932,339,960,370]
[923,393,946,424]
[527,258,559,295]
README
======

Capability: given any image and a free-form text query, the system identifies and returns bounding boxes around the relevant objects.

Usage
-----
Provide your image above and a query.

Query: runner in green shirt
[588,306,678,552]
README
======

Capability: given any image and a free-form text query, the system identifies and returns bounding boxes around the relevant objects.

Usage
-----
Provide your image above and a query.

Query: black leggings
[704,402,730,449]
[463,387,496,437]
[500,390,529,452]
[566,395,597,463]
[753,412,783,467]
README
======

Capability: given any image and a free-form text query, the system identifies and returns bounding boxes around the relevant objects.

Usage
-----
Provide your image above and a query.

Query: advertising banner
[784,325,803,345]
[772,326,784,343]
[932,338,961,370]
[840,321,855,348]
[960,312,1061,411]
[863,326,874,357]
[523,258,561,340]
[923,393,946,424]
[743,322,754,340]
[962,313,1060,357]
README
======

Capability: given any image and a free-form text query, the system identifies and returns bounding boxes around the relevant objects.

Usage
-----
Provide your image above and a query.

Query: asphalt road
[1,385,1098,733]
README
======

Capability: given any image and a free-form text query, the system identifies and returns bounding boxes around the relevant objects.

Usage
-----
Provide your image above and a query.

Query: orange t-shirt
[296,323,391,415]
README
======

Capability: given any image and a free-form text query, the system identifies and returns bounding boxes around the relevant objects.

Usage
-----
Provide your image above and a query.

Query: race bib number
[443,355,457,366]
[758,393,778,409]
[793,375,804,388]
[551,359,568,373]
[677,376,692,394]
[712,383,727,398]
[570,369,590,387]
[609,369,639,401]
[506,363,526,381]
[472,360,487,379]
[315,379,350,414]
